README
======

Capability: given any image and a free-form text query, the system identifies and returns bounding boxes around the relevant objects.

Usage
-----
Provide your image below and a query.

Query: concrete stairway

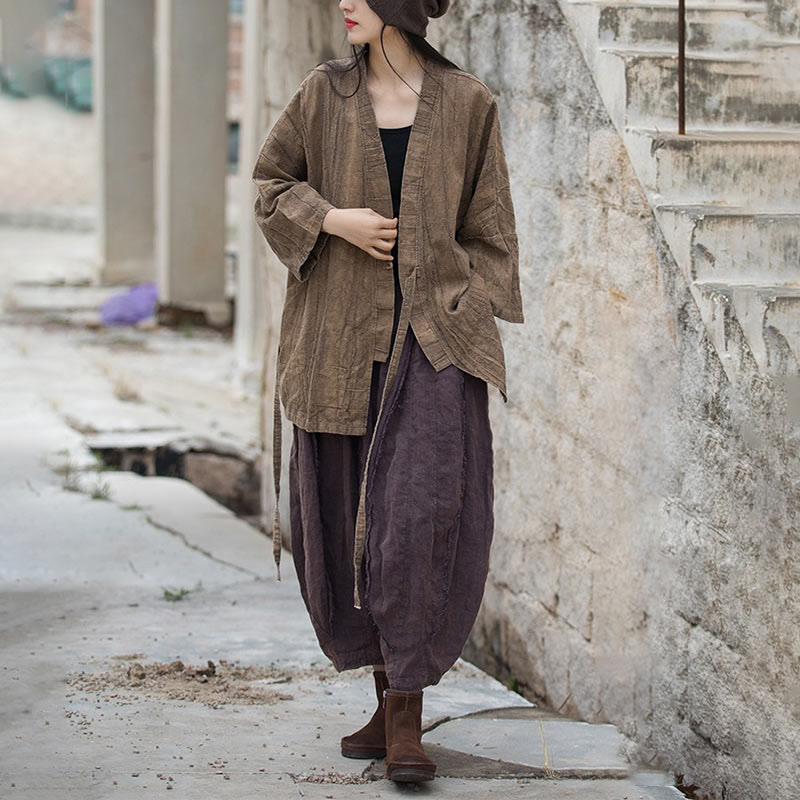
[557,0,800,381]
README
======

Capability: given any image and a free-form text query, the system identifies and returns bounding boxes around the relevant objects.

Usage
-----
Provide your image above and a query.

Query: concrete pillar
[234,0,266,393]
[156,0,229,324]
[0,0,58,95]
[94,0,155,285]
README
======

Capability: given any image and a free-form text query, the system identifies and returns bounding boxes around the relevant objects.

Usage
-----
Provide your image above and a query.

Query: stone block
[182,451,259,516]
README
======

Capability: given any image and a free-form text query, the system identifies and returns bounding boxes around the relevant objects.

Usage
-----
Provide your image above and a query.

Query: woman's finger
[368,246,393,261]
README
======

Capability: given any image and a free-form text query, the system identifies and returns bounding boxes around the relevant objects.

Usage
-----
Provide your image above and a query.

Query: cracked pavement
[0,225,683,798]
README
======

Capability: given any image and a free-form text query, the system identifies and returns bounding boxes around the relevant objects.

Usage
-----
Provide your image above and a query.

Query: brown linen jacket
[253,53,524,605]
[254,53,524,432]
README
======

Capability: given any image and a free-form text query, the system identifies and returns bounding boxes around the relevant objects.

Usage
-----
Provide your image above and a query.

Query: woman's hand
[322,208,397,263]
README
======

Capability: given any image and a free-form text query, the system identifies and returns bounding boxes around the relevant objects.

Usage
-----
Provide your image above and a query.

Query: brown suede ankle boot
[384,689,436,782]
[340,668,390,759]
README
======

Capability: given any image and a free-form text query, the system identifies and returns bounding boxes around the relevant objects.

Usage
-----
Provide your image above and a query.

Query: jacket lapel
[355,52,441,265]
[350,53,444,608]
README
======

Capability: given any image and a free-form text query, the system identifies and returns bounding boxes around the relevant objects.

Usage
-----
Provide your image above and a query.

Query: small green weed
[58,459,83,492]
[93,453,113,473]
[90,480,112,501]
[161,581,203,602]
[178,320,194,338]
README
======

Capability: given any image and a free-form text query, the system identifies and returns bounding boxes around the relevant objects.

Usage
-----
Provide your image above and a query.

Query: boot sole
[340,745,387,759]
[387,766,436,783]
[388,768,435,783]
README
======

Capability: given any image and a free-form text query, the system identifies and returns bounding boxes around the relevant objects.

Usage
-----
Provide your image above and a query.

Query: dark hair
[319,25,461,110]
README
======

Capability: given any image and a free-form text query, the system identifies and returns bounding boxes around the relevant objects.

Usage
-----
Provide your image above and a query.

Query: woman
[252,0,524,784]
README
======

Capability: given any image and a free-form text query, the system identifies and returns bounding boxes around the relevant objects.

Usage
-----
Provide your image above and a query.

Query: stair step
[656,203,800,216]
[596,4,767,50]
[635,127,800,138]
[559,0,800,380]
[768,0,800,38]
[615,51,800,127]
[691,280,800,375]
[569,0,766,8]
[694,279,800,295]
[601,42,800,59]
[656,205,800,284]
[627,128,800,206]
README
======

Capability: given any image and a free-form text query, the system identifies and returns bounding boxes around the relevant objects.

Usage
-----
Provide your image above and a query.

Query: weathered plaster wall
[436,2,800,799]
[253,2,800,797]
[768,0,800,36]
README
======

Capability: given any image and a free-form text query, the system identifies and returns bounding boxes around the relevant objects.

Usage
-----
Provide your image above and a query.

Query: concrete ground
[0,93,239,239]
[0,224,687,799]
[0,94,95,219]
[0,75,691,793]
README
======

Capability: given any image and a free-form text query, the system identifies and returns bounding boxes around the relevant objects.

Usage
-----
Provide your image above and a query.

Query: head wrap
[365,0,451,38]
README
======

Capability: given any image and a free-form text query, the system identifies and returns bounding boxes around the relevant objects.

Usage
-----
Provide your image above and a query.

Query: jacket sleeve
[456,97,524,323]
[252,72,335,283]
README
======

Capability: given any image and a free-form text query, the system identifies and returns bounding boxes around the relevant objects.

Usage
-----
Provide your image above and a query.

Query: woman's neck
[366,41,425,90]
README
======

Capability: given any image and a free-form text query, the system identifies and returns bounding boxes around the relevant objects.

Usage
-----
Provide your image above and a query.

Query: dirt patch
[66,658,296,709]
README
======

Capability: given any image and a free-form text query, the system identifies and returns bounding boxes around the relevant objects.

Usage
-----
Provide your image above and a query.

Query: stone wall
[436,2,800,800]
[768,0,800,36]
[253,1,800,797]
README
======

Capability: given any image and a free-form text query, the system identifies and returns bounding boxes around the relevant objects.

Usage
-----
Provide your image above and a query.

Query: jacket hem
[286,405,370,437]
[495,308,525,324]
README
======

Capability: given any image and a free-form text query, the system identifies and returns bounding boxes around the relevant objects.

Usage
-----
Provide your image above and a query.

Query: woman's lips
[345,19,357,28]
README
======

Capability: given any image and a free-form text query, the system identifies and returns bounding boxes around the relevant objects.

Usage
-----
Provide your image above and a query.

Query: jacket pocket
[451,238,473,283]
[448,269,494,322]
[442,270,506,379]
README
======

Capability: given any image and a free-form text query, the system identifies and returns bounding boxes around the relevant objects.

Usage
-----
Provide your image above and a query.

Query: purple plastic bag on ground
[100,282,158,326]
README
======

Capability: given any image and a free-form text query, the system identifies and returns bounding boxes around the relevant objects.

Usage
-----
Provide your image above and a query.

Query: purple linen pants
[288,323,494,691]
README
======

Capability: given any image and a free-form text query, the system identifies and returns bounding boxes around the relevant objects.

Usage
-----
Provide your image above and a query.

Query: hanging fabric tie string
[267,268,417,604]
[352,268,417,609]
[263,338,282,582]
[271,342,283,580]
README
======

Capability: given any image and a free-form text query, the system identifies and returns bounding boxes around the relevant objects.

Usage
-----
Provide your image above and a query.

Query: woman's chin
[346,28,369,45]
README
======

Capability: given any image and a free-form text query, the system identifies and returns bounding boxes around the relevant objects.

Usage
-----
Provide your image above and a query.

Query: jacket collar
[354,52,443,221]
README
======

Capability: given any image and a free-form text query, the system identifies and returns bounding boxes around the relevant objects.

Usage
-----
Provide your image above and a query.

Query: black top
[378,124,412,348]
